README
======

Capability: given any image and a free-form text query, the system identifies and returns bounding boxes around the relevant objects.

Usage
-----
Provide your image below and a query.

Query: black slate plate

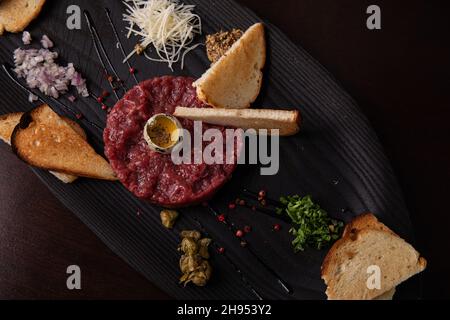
[0,0,419,299]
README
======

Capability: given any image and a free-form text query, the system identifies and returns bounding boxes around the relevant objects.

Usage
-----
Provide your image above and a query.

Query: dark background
[0,0,449,299]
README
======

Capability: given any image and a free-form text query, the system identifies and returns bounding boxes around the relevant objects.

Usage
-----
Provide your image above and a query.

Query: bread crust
[0,112,23,143]
[0,112,87,143]
[173,107,301,136]
[1,111,91,183]
[342,213,396,238]
[11,105,117,181]
[0,0,46,35]
[321,213,426,300]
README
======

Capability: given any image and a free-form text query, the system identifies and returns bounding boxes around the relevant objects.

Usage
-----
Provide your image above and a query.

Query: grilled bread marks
[0,0,46,35]
[11,105,117,181]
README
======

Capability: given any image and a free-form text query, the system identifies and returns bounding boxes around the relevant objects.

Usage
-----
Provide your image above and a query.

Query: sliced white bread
[322,214,426,300]
[0,111,87,183]
[11,105,117,181]
[342,214,398,300]
[174,107,300,136]
[193,23,266,109]
[342,213,396,238]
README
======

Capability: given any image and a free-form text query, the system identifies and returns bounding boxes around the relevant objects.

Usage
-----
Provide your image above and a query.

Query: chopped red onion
[22,31,32,45]
[13,40,89,100]
[28,93,38,102]
[40,35,54,49]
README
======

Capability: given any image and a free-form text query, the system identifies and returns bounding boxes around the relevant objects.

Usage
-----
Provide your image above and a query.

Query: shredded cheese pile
[123,0,202,70]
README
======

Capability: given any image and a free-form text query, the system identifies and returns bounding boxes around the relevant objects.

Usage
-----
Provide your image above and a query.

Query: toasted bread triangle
[0,113,24,144]
[321,214,426,300]
[194,23,266,109]
[342,213,396,238]
[341,214,398,300]
[1,111,89,183]
[11,105,117,181]
[0,0,46,35]
[0,112,86,145]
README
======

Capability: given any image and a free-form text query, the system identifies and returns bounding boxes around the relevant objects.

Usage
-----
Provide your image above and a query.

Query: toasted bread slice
[342,213,396,238]
[174,107,300,136]
[321,222,426,300]
[43,112,87,183]
[0,112,86,144]
[0,113,23,144]
[1,112,88,183]
[341,213,398,300]
[193,23,266,109]
[374,288,396,300]
[47,171,77,184]
[0,0,46,35]
[11,105,117,181]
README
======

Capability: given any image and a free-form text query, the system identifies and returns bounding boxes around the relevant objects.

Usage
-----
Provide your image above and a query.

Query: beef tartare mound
[104,76,240,207]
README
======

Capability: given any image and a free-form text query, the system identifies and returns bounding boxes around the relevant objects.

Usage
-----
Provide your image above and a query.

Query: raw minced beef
[104,76,241,207]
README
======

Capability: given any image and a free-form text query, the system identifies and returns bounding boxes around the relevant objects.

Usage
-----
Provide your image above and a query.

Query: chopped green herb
[276,195,343,252]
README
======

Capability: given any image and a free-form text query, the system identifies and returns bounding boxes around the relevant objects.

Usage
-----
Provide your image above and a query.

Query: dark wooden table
[1,0,449,299]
